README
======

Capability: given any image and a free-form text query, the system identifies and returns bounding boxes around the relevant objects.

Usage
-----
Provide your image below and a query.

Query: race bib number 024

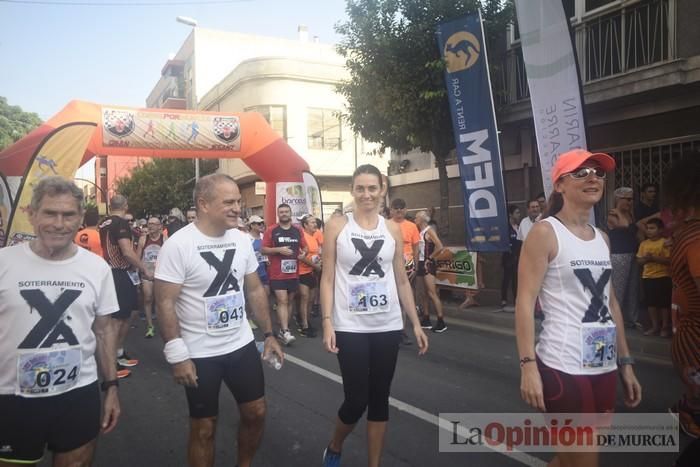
[16,346,82,397]
[348,282,390,314]
[581,324,616,369]
[204,292,245,334]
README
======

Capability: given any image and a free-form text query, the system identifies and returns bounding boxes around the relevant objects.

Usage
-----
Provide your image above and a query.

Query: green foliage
[114,158,218,218]
[0,97,42,151]
[336,0,513,157]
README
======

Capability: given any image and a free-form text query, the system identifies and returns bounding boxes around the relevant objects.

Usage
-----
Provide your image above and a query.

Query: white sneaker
[277,329,296,346]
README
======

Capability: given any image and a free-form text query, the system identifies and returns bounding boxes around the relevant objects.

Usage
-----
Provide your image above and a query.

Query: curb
[437,301,672,366]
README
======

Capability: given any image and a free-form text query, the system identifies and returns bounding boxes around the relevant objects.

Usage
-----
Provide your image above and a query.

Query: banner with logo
[5,123,97,246]
[436,13,509,252]
[0,173,12,246]
[102,107,241,151]
[433,246,478,290]
[514,0,588,197]
[302,171,323,222]
[275,182,308,222]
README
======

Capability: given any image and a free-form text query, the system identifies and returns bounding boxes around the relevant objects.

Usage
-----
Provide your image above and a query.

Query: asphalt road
[41,315,690,466]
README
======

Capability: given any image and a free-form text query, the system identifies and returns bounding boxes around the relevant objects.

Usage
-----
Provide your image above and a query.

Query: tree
[336,0,512,234]
[114,158,217,218]
[0,97,42,151]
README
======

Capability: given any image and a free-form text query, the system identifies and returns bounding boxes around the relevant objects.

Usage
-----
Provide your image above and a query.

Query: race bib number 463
[16,346,82,397]
[204,292,245,334]
[348,282,390,314]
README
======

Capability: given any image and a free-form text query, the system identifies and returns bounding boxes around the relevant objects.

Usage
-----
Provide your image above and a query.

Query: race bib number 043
[348,282,390,314]
[204,292,245,334]
[581,324,616,369]
[16,346,82,397]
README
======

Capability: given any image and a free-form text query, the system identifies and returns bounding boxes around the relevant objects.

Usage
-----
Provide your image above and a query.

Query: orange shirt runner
[74,227,103,257]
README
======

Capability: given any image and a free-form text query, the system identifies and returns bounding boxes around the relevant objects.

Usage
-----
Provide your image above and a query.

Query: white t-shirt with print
[155,223,258,358]
[0,243,119,397]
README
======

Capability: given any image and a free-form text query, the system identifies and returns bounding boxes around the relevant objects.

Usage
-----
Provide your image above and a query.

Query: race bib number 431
[16,346,82,397]
[204,292,245,334]
[348,282,390,314]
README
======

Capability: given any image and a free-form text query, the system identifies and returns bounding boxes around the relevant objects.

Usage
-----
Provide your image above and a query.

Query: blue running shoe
[322,446,341,467]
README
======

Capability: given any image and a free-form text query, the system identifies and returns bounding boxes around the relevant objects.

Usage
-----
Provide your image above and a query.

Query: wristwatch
[101,379,119,391]
[617,356,635,366]
[263,331,274,339]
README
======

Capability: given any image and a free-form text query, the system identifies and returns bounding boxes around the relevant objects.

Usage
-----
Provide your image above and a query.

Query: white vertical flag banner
[514,0,588,197]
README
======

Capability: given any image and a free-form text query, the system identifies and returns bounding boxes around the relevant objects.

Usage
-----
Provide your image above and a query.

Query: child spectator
[637,218,672,337]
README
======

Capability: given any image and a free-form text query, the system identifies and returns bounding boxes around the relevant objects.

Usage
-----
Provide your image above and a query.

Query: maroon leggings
[537,357,617,413]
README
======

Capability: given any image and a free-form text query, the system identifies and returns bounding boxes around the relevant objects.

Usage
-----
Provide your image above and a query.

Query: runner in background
[414,211,447,333]
[261,204,307,345]
[136,217,167,338]
[297,214,321,337]
[75,205,103,257]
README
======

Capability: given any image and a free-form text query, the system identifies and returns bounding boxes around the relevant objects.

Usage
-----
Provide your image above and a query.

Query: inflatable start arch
[0,100,321,247]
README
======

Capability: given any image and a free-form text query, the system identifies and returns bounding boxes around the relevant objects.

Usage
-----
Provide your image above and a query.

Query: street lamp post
[176,15,200,180]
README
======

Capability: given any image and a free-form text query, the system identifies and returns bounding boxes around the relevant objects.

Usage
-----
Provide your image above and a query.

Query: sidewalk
[439,300,673,366]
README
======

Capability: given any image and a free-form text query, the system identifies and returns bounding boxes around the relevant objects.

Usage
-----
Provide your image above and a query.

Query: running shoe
[419,317,433,329]
[145,325,155,338]
[293,313,303,330]
[432,319,447,333]
[117,353,139,367]
[300,326,317,338]
[322,446,341,467]
[277,329,296,346]
[116,364,131,379]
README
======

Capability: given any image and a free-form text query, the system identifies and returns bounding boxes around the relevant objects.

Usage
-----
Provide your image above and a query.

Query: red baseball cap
[551,148,616,182]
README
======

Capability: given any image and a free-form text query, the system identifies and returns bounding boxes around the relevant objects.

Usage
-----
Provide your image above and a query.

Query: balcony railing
[497,0,675,105]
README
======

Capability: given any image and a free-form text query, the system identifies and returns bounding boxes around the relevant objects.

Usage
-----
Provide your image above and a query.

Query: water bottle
[255,341,282,370]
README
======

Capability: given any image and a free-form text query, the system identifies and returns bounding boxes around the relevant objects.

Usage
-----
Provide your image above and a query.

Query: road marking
[285,353,547,467]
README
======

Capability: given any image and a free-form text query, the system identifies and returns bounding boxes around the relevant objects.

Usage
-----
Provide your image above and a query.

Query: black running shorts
[0,382,100,463]
[111,269,138,320]
[269,279,299,293]
[185,341,265,418]
[299,273,317,289]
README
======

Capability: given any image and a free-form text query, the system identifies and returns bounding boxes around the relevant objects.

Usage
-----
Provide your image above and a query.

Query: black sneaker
[419,317,433,329]
[432,319,447,333]
[300,326,317,338]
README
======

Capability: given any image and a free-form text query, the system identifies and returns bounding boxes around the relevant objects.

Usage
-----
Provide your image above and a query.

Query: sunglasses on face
[565,166,606,180]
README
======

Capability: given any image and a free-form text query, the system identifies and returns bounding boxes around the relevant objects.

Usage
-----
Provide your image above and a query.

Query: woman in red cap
[515,149,642,467]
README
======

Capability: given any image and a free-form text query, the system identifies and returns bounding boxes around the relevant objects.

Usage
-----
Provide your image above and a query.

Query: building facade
[146,26,386,220]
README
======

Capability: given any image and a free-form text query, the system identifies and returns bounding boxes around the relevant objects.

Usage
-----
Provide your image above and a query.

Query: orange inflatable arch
[0,100,310,246]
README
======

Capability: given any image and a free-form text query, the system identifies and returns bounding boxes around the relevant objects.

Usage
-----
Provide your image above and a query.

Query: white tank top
[418,226,430,261]
[332,213,404,333]
[536,217,618,375]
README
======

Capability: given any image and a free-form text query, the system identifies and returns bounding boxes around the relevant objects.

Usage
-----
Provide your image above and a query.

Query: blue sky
[0,0,348,120]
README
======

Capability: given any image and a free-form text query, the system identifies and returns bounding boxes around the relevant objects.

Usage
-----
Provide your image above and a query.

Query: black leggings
[335,330,401,424]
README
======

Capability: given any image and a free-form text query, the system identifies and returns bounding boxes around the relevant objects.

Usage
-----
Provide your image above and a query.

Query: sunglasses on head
[565,166,606,180]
